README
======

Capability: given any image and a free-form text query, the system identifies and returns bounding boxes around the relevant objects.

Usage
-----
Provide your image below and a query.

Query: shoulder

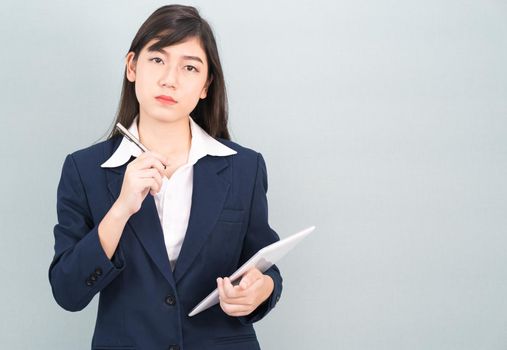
[67,136,122,167]
[216,138,263,164]
[214,139,271,184]
[215,138,271,175]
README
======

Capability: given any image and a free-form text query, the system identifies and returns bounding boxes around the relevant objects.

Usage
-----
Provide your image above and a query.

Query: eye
[185,65,199,72]
[150,57,163,64]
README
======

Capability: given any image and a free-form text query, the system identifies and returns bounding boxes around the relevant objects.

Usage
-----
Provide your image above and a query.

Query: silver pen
[115,122,167,169]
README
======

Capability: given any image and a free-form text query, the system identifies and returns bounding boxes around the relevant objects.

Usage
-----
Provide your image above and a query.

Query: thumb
[239,273,253,290]
[239,276,249,289]
[239,269,259,289]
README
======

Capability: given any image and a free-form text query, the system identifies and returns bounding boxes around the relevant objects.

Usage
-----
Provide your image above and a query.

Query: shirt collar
[100,115,237,168]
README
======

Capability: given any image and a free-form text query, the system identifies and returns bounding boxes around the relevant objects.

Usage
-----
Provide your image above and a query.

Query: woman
[48,4,282,350]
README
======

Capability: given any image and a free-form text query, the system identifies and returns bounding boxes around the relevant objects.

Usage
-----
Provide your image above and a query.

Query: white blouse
[101,115,236,269]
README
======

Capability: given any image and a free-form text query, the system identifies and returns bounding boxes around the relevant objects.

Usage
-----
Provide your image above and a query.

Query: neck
[137,114,192,162]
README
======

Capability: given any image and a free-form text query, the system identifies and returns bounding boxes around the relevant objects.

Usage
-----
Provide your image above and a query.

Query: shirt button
[165,295,176,306]
[168,345,180,350]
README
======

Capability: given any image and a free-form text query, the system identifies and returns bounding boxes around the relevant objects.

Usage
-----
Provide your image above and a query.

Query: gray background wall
[1,0,506,349]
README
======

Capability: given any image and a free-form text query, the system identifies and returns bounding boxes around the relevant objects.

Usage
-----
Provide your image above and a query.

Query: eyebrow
[149,48,204,64]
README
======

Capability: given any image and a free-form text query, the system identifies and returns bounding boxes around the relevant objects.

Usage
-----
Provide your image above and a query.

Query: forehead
[142,37,207,62]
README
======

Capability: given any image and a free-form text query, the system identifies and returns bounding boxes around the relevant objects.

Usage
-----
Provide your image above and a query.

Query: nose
[160,65,178,88]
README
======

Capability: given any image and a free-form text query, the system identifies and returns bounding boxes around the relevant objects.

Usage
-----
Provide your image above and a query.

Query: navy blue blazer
[49,135,283,350]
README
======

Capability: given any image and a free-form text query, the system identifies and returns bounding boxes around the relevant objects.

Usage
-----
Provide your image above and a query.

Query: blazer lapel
[105,160,175,287]
[173,155,230,283]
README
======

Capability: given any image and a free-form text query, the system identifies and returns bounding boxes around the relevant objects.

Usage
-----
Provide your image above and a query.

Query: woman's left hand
[216,268,274,317]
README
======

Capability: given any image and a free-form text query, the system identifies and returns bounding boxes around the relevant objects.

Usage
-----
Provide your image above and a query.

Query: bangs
[145,26,203,53]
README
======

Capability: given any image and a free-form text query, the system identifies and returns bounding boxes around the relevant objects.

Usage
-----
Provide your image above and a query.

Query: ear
[126,52,137,82]
[200,75,214,99]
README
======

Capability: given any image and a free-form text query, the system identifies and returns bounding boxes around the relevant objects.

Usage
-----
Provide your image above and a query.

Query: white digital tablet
[188,225,316,317]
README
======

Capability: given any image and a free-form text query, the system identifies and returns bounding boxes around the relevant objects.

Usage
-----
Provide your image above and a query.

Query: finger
[145,150,170,169]
[139,170,162,188]
[219,301,252,316]
[135,156,166,175]
[138,168,162,181]
[217,278,250,307]
[224,277,250,299]
[139,168,163,187]
[239,271,254,290]
[137,151,169,168]
[138,178,161,196]
[149,177,162,194]
[239,268,262,290]
[222,277,236,299]
[217,277,227,302]
[132,154,167,174]
[223,277,243,299]
[138,169,163,195]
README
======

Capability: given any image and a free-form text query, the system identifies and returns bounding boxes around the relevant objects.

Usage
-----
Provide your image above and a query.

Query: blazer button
[94,268,102,276]
[168,345,180,350]
[165,295,176,306]
[90,274,97,282]
[85,279,93,286]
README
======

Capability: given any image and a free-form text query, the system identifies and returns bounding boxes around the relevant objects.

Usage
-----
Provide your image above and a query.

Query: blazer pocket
[217,208,245,224]
[213,333,257,345]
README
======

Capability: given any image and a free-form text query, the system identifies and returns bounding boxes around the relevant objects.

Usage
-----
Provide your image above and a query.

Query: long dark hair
[106,4,230,140]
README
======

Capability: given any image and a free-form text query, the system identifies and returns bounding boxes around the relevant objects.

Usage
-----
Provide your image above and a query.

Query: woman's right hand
[114,151,168,218]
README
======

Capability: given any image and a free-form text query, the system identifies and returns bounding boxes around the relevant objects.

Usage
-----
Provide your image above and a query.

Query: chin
[149,110,189,124]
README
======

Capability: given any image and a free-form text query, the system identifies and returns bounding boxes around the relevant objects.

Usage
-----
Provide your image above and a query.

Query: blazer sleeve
[237,152,283,324]
[48,154,126,312]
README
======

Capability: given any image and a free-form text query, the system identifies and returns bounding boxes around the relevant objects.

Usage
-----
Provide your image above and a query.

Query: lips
[155,95,177,103]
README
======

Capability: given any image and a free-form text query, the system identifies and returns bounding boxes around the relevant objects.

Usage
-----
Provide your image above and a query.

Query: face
[126,36,211,124]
